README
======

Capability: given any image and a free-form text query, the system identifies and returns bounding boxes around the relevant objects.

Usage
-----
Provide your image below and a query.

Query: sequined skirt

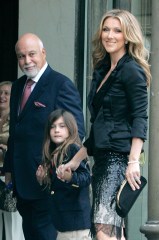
[91,151,128,239]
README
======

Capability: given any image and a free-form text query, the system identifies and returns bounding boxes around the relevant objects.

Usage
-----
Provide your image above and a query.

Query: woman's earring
[125,40,128,44]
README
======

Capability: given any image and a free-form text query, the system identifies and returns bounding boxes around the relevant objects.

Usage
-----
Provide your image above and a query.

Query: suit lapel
[13,77,27,120]
[18,66,51,118]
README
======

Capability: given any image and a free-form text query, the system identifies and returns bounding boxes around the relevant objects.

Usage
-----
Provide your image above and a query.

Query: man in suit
[3,33,85,240]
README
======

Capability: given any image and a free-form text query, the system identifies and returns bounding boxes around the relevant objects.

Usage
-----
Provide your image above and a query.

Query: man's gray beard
[23,68,39,78]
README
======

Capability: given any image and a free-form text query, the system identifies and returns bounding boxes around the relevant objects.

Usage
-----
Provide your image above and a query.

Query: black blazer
[84,54,148,155]
[51,144,91,232]
[4,65,85,199]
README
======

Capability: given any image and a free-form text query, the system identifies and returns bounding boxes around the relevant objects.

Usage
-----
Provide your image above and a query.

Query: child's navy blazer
[51,144,91,232]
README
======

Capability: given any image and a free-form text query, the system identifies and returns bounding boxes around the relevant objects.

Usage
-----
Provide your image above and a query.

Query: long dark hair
[42,109,82,184]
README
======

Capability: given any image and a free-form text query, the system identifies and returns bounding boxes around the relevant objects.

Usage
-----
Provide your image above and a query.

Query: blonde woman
[57,9,151,240]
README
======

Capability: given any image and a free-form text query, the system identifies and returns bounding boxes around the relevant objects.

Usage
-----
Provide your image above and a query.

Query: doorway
[0,1,19,83]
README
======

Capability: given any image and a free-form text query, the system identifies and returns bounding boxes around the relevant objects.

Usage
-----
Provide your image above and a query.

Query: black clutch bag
[116,176,147,218]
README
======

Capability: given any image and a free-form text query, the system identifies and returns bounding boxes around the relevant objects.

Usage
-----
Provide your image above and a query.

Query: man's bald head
[15,33,46,78]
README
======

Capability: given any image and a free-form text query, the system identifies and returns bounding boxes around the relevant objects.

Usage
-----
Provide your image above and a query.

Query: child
[36,109,92,240]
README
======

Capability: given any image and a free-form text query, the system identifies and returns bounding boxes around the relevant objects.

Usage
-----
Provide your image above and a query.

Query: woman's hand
[126,138,143,190]
[125,162,141,191]
[56,146,87,180]
[58,167,72,182]
[56,161,77,180]
[36,165,46,185]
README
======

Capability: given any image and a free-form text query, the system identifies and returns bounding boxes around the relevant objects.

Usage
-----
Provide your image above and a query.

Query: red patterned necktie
[20,79,34,111]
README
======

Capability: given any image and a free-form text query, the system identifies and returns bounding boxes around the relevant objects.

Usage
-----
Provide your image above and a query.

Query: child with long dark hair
[36,109,92,240]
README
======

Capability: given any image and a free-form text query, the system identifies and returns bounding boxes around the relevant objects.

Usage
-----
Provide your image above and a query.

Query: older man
[3,33,85,240]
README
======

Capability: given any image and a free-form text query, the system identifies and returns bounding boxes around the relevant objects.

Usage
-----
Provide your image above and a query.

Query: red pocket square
[34,101,46,107]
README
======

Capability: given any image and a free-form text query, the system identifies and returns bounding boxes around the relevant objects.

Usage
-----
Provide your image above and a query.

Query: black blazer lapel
[88,53,130,121]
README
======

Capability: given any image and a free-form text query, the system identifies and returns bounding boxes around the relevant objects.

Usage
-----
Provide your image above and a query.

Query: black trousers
[17,196,57,240]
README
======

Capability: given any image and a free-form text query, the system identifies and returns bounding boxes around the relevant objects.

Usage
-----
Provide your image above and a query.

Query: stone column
[140,0,159,239]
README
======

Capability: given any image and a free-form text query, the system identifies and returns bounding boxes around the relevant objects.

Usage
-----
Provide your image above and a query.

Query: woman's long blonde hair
[92,9,151,86]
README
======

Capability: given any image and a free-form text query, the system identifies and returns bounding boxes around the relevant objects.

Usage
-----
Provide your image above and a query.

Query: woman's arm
[56,146,87,179]
[122,62,148,190]
[125,137,143,190]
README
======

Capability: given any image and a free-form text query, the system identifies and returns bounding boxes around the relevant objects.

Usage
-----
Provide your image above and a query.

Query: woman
[57,9,151,240]
[0,81,24,240]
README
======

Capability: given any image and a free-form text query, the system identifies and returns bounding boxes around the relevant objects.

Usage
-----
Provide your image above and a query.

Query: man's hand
[36,165,46,185]
[5,172,12,185]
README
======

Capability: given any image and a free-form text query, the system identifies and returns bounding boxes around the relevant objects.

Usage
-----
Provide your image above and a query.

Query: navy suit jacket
[4,65,85,199]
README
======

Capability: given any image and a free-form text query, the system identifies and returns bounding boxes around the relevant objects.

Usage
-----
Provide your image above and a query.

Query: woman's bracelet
[128,160,140,164]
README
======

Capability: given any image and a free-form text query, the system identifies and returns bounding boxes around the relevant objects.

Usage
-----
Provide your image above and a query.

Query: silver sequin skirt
[91,151,128,239]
